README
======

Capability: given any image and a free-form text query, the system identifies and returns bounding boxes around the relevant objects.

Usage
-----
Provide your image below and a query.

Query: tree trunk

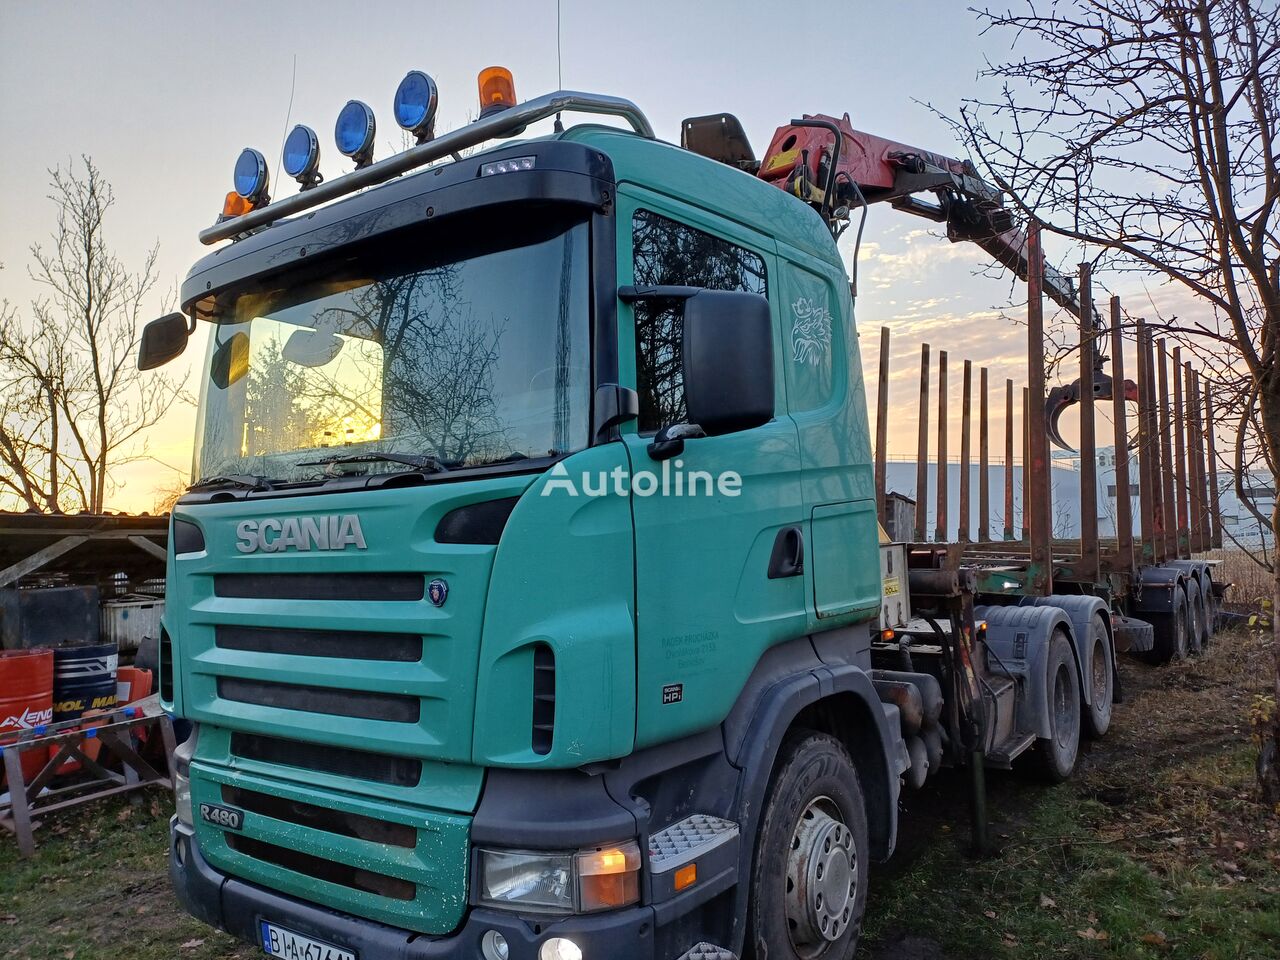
[1259,380,1280,807]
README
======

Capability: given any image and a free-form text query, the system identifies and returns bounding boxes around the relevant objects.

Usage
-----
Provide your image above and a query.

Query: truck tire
[747,731,869,960]
[1082,612,1113,740]
[1027,630,1081,783]
[1147,585,1189,664]
[1185,579,1207,655]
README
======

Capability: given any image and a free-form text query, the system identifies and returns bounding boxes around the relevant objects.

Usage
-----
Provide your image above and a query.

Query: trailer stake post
[876,326,890,527]
[959,359,973,542]
[1004,379,1015,541]
[1204,384,1222,549]
[1022,386,1031,543]
[1110,298,1134,574]
[916,343,931,542]
[1026,223,1052,595]
[1078,264,1099,583]
[979,367,990,542]
[1172,347,1190,558]
[1156,339,1178,560]
[936,350,949,542]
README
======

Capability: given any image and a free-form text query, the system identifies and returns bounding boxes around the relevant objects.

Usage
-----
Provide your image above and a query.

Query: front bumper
[170,819,657,960]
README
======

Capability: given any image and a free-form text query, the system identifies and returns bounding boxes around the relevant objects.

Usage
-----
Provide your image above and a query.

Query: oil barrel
[0,648,54,785]
[52,643,119,722]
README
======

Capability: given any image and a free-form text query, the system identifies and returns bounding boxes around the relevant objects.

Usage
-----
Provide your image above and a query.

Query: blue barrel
[52,643,119,722]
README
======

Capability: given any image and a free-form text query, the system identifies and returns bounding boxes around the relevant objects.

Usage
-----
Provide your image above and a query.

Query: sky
[0,1,1186,513]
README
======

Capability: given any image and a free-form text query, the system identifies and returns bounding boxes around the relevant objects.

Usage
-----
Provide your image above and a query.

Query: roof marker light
[394,70,439,144]
[232,148,270,205]
[282,124,322,189]
[335,100,376,168]
[481,156,535,176]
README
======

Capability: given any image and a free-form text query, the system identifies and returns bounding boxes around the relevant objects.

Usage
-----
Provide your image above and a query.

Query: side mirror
[137,312,191,370]
[210,332,251,389]
[682,290,774,436]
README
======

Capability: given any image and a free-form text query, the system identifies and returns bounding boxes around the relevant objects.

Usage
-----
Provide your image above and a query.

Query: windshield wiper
[189,474,277,492]
[476,449,563,467]
[296,452,455,474]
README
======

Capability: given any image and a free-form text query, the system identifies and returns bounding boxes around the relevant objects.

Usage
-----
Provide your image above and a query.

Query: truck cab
[153,73,1094,960]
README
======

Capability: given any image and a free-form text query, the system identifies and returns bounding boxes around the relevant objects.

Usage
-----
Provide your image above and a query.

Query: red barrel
[0,648,54,785]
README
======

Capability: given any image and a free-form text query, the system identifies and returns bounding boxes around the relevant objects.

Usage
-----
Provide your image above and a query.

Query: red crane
[680,112,1138,450]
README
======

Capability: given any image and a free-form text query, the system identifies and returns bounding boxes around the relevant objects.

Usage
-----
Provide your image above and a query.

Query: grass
[0,796,251,960]
[2,631,1277,960]
[859,627,1280,959]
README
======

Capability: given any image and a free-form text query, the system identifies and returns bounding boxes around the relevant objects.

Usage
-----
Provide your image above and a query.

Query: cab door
[617,188,808,748]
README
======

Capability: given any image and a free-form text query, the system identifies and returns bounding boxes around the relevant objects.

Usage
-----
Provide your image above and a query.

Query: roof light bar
[199,90,655,245]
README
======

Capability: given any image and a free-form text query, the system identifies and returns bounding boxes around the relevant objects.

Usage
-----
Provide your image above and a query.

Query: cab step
[649,814,741,902]
[986,732,1037,768]
[677,943,738,960]
[648,813,739,872]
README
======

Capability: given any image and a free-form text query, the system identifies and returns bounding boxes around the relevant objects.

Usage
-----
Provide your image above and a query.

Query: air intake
[532,643,555,755]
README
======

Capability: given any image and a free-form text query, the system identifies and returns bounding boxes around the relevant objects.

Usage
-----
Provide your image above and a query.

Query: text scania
[235,515,368,554]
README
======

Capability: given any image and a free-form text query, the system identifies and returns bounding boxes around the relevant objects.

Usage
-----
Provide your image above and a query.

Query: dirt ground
[2,629,1276,960]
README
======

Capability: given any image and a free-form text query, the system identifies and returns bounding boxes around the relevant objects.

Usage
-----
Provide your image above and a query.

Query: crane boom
[682,112,1082,316]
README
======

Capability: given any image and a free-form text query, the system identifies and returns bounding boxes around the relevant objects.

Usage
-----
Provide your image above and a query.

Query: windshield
[192,215,592,484]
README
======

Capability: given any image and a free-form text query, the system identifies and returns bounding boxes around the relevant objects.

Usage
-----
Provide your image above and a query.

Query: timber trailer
[139,68,1227,960]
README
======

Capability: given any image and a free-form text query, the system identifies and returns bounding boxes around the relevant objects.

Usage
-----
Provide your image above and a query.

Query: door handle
[768,526,804,579]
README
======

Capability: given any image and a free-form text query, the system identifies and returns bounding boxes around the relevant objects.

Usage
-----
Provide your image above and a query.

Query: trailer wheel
[1028,630,1081,783]
[1185,579,1208,654]
[1082,613,1113,740]
[747,731,869,960]
[1147,585,1189,663]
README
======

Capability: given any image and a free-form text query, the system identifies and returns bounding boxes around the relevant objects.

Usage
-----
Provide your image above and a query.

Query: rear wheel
[1028,630,1081,783]
[1185,579,1208,654]
[1147,585,1189,663]
[1082,613,1113,740]
[748,731,869,960]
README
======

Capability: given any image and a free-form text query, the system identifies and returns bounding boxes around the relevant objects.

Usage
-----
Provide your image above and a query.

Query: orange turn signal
[221,191,254,219]
[478,66,517,117]
[575,842,641,911]
[881,628,896,642]
[674,863,697,891]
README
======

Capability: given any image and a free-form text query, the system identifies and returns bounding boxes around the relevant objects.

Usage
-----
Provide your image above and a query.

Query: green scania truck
[141,68,1217,960]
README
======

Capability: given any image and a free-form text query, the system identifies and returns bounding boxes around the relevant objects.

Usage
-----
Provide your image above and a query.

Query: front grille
[230,732,422,787]
[226,833,415,901]
[214,573,424,601]
[216,624,422,662]
[222,785,415,848]
[218,677,420,723]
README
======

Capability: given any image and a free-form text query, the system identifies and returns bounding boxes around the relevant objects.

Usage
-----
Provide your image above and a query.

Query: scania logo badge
[427,578,449,607]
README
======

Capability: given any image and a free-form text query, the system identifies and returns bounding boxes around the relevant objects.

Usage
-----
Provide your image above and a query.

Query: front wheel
[747,731,869,960]
[1027,630,1081,782]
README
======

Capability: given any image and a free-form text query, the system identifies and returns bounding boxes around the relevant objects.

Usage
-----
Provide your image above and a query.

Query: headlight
[172,724,198,827]
[478,841,642,914]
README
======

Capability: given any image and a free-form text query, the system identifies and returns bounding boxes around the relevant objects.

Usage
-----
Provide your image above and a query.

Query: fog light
[481,930,509,960]
[539,938,582,960]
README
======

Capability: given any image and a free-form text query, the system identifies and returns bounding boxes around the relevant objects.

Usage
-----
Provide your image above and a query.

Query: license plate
[260,921,356,960]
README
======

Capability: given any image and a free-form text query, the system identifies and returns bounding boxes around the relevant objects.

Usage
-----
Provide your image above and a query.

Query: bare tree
[947,0,1280,800]
[0,158,184,513]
